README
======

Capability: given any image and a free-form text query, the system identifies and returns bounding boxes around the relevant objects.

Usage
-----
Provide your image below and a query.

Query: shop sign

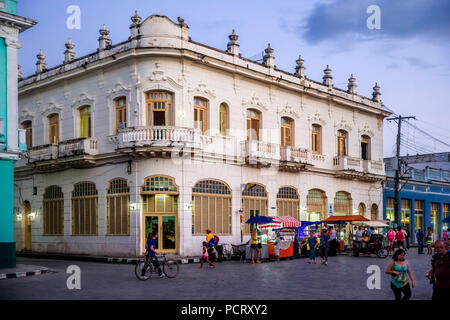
[328,203,334,216]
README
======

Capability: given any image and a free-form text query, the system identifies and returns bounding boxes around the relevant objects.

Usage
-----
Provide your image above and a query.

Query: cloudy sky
[17,0,450,157]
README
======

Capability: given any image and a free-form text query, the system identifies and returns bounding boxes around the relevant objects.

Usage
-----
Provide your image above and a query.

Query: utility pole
[387,115,415,227]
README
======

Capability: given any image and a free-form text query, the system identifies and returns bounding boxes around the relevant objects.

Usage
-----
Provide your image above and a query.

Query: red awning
[259,216,301,229]
[323,215,370,222]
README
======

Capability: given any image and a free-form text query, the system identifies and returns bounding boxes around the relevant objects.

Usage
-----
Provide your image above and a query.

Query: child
[200,241,215,269]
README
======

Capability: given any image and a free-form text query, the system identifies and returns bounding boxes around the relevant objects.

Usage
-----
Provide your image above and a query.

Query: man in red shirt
[395,227,405,250]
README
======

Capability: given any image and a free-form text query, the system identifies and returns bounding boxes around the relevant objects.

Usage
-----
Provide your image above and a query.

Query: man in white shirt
[328,226,337,256]
[402,226,408,251]
[355,226,363,248]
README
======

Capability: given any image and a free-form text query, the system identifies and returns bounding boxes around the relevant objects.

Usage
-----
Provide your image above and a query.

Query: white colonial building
[14,13,390,257]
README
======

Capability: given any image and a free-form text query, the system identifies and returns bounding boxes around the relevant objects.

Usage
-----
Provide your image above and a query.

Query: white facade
[14,14,390,257]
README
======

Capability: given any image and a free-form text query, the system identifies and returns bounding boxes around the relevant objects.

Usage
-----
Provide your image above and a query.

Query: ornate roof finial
[372,82,381,102]
[227,29,239,55]
[347,74,357,94]
[131,10,141,25]
[295,55,306,78]
[263,43,275,68]
[64,38,76,63]
[36,49,47,74]
[177,16,187,27]
[98,24,111,51]
[322,65,332,87]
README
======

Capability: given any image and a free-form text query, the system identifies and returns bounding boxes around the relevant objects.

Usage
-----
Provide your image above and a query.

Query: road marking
[16,272,26,278]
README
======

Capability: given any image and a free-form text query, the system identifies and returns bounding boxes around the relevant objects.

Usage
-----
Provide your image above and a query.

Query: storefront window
[401,199,410,229]
[444,204,449,230]
[386,197,395,223]
[414,200,424,234]
[431,203,439,235]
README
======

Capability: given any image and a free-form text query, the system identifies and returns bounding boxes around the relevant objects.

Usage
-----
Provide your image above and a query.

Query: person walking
[143,231,163,277]
[355,226,363,249]
[319,228,330,266]
[328,226,337,256]
[402,226,408,251]
[426,227,434,255]
[385,249,416,301]
[304,230,318,264]
[387,227,395,254]
[395,227,405,250]
[425,240,450,300]
[205,228,216,262]
[273,231,281,263]
[200,241,215,269]
[442,229,449,244]
[416,228,424,255]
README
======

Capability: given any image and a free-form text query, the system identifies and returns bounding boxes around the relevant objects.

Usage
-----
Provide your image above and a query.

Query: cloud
[300,0,450,44]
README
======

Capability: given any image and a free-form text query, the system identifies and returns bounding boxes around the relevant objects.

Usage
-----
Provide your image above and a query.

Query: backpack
[214,235,219,246]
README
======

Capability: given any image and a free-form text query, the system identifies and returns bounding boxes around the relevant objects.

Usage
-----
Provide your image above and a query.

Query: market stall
[244,216,274,260]
[322,215,370,249]
[259,216,301,259]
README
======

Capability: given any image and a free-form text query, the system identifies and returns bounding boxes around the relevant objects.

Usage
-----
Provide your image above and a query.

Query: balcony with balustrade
[279,146,310,172]
[241,140,280,167]
[362,159,385,176]
[26,137,99,171]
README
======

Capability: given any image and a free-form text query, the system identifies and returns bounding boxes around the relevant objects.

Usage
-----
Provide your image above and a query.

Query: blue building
[0,0,36,268]
[383,152,450,244]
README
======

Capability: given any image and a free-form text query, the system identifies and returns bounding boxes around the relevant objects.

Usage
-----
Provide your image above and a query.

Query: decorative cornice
[278,104,299,119]
[19,108,36,122]
[308,112,326,126]
[358,124,375,137]
[71,92,95,109]
[41,102,64,119]
[188,81,216,100]
[106,82,131,98]
[242,94,268,111]
[334,119,353,132]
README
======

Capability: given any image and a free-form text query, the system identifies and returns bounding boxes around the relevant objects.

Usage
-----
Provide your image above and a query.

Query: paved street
[0,251,434,300]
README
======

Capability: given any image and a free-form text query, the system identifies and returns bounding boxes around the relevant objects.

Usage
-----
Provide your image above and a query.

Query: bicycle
[135,254,179,280]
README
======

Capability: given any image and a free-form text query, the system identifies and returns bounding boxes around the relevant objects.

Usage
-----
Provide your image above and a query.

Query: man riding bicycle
[143,231,164,277]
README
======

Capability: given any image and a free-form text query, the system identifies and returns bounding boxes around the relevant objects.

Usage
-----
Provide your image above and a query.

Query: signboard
[328,203,334,216]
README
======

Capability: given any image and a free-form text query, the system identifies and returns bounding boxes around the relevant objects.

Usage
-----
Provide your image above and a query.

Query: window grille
[43,186,64,235]
[72,182,98,235]
[107,178,130,235]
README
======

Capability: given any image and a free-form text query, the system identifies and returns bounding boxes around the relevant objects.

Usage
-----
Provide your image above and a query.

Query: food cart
[322,215,370,250]
[244,216,274,261]
[258,216,301,260]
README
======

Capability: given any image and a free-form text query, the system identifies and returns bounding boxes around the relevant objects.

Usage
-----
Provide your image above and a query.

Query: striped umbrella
[259,216,301,229]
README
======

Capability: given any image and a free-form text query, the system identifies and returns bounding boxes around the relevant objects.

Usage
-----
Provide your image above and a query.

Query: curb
[0,267,50,280]
[17,253,202,265]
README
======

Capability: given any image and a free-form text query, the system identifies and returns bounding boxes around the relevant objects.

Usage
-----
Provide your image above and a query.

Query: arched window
[192,179,232,235]
[146,91,173,126]
[21,120,32,148]
[107,178,130,235]
[312,124,321,154]
[141,175,179,213]
[48,114,59,144]
[72,182,98,235]
[307,189,326,221]
[43,186,64,235]
[371,204,378,221]
[114,96,126,134]
[246,109,261,141]
[334,191,351,215]
[277,186,299,220]
[337,130,348,156]
[358,203,366,216]
[242,183,268,234]
[78,106,91,138]
[361,135,371,160]
[219,103,229,136]
[194,97,208,134]
[281,117,294,147]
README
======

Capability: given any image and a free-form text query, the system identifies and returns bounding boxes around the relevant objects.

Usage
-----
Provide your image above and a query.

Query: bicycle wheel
[135,260,152,280]
[163,259,179,278]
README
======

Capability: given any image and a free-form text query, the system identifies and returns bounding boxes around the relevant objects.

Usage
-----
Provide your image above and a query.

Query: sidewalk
[0,264,50,280]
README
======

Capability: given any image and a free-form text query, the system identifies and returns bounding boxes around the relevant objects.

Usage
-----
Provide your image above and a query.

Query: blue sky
[17,0,450,157]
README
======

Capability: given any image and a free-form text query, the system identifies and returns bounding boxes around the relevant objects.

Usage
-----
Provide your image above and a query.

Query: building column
[5,38,20,153]
[439,202,444,240]
[424,199,430,235]
[0,159,15,268]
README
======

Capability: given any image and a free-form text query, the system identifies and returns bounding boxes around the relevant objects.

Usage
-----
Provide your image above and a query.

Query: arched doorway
[358,203,366,216]
[242,183,268,234]
[22,201,32,251]
[141,175,179,253]
[306,189,326,221]
[371,204,378,221]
